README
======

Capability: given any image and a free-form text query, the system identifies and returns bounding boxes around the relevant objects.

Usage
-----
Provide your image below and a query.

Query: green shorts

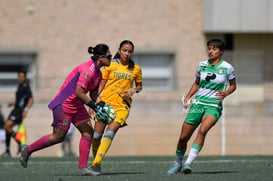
[184,103,222,126]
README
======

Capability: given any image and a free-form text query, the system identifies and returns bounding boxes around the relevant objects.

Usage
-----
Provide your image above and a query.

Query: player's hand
[182,93,191,109]
[86,101,108,121]
[122,88,137,98]
[22,111,27,119]
[183,97,191,109]
[88,108,95,118]
[8,102,14,107]
[86,100,104,112]
[216,90,226,100]
[95,101,108,121]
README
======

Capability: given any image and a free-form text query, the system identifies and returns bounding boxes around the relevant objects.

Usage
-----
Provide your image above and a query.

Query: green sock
[175,149,185,166]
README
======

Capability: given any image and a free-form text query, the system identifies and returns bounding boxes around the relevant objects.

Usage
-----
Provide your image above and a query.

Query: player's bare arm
[7,102,15,107]
[122,82,142,98]
[98,79,108,96]
[89,90,100,116]
[134,81,142,93]
[75,85,91,104]
[216,78,236,100]
[184,77,200,109]
[22,97,34,119]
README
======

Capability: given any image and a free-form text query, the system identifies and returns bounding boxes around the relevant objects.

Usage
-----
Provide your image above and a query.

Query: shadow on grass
[193,170,237,174]
[58,171,145,176]
[102,171,146,176]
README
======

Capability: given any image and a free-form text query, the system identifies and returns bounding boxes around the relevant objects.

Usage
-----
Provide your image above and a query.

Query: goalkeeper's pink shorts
[51,104,90,131]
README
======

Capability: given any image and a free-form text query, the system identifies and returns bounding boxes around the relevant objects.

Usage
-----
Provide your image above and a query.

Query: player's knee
[93,131,103,140]
[103,129,116,140]
[198,128,208,137]
[178,138,187,147]
[4,123,12,133]
[50,133,66,144]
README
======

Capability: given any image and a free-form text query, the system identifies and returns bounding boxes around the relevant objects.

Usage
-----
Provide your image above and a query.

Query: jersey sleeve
[26,84,33,98]
[195,63,201,77]
[228,64,236,80]
[102,66,111,80]
[77,66,95,89]
[135,66,142,83]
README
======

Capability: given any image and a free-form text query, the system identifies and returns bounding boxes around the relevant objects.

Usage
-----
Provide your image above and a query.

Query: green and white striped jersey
[194,60,235,107]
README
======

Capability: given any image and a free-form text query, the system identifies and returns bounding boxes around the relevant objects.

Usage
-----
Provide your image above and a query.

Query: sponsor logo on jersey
[114,72,131,80]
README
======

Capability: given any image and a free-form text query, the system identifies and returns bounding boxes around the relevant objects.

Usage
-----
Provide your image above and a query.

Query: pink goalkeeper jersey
[48,60,101,113]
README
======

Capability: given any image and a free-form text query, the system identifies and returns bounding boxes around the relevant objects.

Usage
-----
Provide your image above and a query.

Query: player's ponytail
[88,47,94,54]
[88,44,109,61]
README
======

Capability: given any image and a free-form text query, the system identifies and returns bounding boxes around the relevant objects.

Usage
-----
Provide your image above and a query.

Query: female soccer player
[20,43,112,176]
[90,40,142,176]
[167,39,236,174]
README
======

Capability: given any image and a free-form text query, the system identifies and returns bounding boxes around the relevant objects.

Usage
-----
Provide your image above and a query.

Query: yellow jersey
[101,59,142,109]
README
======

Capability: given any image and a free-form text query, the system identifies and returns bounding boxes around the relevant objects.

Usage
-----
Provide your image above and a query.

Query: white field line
[1,159,273,166]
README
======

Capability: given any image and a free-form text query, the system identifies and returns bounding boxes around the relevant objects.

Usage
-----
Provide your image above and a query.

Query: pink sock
[79,136,92,168]
[28,134,51,153]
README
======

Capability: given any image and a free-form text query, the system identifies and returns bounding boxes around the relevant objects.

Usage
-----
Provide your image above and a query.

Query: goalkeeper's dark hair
[207,39,225,53]
[113,40,135,70]
[88,44,109,61]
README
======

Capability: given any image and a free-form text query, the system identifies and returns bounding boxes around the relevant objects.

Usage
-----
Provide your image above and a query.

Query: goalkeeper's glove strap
[86,101,97,111]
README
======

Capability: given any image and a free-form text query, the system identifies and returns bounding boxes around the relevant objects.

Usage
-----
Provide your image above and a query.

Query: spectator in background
[2,71,33,157]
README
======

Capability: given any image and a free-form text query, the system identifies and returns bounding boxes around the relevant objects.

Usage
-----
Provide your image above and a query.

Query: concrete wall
[0,0,273,157]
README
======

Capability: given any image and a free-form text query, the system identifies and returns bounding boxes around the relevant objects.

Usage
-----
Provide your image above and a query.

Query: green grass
[1,156,273,181]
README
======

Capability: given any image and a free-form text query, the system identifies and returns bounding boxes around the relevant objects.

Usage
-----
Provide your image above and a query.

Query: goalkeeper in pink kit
[20,44,113,176]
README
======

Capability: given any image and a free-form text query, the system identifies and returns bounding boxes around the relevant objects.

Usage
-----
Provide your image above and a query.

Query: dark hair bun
[88,47,94,54]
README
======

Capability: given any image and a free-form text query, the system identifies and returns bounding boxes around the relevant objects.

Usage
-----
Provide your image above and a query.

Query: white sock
[185,147,199,165]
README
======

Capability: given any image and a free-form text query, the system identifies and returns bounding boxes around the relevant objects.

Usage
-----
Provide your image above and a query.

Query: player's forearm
[134,82,142,94]
[134,85,142,93]
[24,97,34,112]
[75,86,90,104]
[225,84,236,97]
[89,91,99,102]
[186,82,199,99]
[98,79,107,95]
[224,79,236,97]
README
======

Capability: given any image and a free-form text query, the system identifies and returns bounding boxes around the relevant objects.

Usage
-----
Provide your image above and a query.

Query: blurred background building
[0,0,272,156]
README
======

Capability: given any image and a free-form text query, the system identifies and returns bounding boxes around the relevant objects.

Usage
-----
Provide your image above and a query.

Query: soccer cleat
[20,145,30,168]
[76,167,93,176]
[90,165,101,176]
[182,163,192,174]
[167,164,182,174]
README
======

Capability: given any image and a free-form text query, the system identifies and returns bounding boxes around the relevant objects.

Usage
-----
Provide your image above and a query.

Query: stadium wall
[0,0,272,157]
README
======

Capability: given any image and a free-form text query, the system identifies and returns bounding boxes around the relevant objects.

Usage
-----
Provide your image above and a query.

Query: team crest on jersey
[63,119,69,127]
[218,68,224,74]
[84,72,90,79]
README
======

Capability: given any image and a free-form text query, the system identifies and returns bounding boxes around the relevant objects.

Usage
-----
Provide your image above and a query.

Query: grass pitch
[1,155,273,181]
